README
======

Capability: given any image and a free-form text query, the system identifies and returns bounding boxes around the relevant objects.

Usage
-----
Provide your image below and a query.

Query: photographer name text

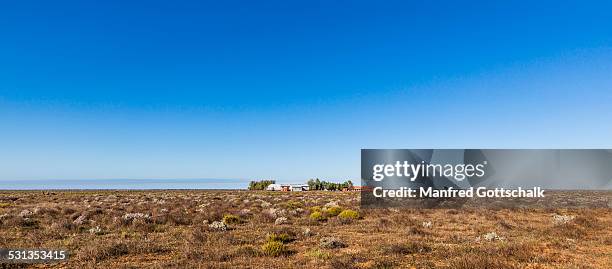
[372,187,545,198]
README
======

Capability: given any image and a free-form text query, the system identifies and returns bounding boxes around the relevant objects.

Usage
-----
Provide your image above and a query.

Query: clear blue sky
[1,1,611,182]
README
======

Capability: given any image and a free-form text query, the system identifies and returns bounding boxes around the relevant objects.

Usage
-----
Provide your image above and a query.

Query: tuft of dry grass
[261,241,291,257]
[449,253,518,269]
[381,241,432,255]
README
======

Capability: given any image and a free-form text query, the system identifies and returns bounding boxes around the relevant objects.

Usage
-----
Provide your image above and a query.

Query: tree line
[248,178,354,191]
[248,180,275,190]
[306,178,353,191]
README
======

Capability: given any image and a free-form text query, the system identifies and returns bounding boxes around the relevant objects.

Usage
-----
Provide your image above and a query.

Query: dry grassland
[0,190,610,268]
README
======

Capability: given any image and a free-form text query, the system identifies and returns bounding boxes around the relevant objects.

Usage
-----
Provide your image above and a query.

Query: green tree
[248,180,275,190]
[307,179,316,190]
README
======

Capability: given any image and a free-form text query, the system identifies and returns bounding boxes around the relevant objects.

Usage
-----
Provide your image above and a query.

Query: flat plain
[0,190,610,268]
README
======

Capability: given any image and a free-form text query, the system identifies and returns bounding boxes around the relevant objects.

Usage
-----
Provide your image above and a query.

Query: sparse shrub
[263,208,281,219]
[319,236,346,249]
[271,226,298,238]
[57,219,75,231]
[494,242,537,263]
[0,213,9,225]
[169,211,192,225]
[285,201,303,210]
[338,209,359,221]
[73,215,88,225]
[233,245,260,257]
[18,217,39,228]
[447,209,459,214]
[325,206,343,216]
[62,207,77,215]
[407,225,430,236]
[310,211,326,221]
[329,254,363,268]
[86,207,104,216]
[38,207,61,216]
[187,226,207,243]
[449,253,516,269]
[153,214,169,225]
[499,220,514,230]
[382,242,431,255]
[70,212,81,221]
[306,248,331,260]
[80,241,130,262]
[96,242,128,261]
[201,207,224,223]
[261,241,290,257]
[222,214,241,225]
[573,215,602,229]
[372,260,397,269]
[255,208,277,223]
[132,217,156,232]
[377,217,392,229]
[266,232,294,243]
[547,222,587,238]
[310,206,322,212]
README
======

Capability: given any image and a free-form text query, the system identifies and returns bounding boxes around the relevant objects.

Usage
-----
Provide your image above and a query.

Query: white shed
[266,184,283,191]
[289,184,309,192]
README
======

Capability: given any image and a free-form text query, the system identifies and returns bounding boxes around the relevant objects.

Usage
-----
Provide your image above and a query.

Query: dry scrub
[0,190,610,268]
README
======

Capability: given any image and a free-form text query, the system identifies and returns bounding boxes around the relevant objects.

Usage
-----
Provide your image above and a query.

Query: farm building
[288,184,309,191]
[266,183,309,191]
[266,184,282,191]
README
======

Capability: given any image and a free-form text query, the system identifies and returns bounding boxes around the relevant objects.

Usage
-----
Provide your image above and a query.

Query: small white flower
[88,226,103,235]
[482,232,504,241]
[552,214,575,225]
[19,209,33,218]
[209,221,228,231]
[275,217,288,225]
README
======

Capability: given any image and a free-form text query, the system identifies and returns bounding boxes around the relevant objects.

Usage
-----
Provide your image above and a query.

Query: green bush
[309,211,326,221]
[267,233,294,243]
[248,180,275,190]
[222,214,241,225]
[325,206,343,217]
[338,210,359,220]
[284,201,303,209]
[306,248,331,260]
[261,241,289,257]
[309,206,322,212]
